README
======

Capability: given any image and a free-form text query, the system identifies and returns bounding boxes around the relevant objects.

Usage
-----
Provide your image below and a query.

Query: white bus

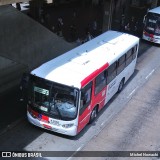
[27,31,139,136]
[142,6,160,43]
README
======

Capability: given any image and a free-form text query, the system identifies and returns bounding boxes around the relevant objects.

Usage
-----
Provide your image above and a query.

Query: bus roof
[148,6,160,14]
[31,30,139,89]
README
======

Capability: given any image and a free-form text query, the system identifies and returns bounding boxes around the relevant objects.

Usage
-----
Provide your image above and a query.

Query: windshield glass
[28,75,79,121]
[144,13,160,35]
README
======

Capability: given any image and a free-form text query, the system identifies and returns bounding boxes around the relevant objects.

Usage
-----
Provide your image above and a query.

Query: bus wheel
[89,107,97,124]
[117,79,124,93]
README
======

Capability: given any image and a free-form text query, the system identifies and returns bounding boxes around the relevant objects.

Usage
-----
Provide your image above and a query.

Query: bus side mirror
[143,15,146,24]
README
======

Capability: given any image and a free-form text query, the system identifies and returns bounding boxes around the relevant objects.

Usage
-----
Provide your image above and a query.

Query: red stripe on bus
[32,110,39,117]
[81,62,109,87]
[42,115,49,122]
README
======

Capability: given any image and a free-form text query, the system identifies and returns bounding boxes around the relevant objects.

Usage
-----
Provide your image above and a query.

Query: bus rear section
[142,6,160,44]
[26,30,139,136]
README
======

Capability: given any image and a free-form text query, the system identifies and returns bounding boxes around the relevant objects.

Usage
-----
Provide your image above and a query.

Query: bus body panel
[92,86,107,111]
[77,105,91,133]
[105,78,117,104]
[27,31,139,136]
[27,109,78,136]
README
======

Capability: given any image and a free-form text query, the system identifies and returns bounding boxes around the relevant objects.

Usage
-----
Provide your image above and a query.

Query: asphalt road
[0,86,26,132]
[1,40,159,160]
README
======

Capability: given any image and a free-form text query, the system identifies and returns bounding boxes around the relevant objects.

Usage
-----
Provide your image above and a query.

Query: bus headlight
[62,123,74,128]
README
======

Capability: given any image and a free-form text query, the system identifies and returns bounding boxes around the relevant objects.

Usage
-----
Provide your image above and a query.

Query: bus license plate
[43,124,52,129]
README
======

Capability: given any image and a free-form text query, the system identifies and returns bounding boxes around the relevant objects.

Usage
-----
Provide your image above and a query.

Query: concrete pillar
[102,0,114,32]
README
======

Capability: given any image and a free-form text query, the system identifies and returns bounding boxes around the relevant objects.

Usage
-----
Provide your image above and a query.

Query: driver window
[80,81,92,115]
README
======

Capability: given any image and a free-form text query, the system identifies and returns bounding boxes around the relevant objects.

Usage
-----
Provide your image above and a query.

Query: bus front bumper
[27,111,78,136]
[142,34,160,44]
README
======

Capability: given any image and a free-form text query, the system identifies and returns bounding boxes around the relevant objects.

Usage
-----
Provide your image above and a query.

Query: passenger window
[126,49,133,66]
[118,54,125,66]
[117,54,126,75]
[132,45,138,59]
[80,82,92,115]
[107,62,117,84]
[133,45,137,53]
[126,49,132,59]
[95,71,107,95]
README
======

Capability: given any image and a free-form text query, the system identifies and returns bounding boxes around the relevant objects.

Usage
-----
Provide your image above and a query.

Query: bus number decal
[108,80,116,90]
[49,118,60,126]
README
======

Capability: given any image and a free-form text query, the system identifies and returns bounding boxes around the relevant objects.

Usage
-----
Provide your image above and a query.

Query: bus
[142,6,160,44]
[27,30,139,136]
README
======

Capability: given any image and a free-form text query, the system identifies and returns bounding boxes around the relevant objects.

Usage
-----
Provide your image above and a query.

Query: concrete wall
[0,56,15,69]
[0,5,74,71]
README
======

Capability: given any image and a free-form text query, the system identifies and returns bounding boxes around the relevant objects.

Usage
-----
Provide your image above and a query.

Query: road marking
[66,145,83,160]
[145,69,155,79]
[101,113,114,126]
[127,87,138,98]
[76,146,83,151]
[67,156,73,160]
[101,121,105,126]
[127,69,156,98]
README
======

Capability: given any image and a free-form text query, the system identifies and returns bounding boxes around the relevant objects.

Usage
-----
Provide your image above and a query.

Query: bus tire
[89,107,98,124]
[117,79,124,93]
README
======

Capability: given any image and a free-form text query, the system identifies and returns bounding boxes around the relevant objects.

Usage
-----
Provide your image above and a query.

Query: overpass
[0,5,75,93]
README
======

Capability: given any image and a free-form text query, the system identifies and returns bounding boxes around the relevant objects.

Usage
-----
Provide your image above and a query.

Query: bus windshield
[28,75,79,121]
[144,12,160,35]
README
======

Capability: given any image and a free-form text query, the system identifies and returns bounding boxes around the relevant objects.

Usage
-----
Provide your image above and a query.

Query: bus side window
[80,82,92,115]
[117,54,126,75]
[126,49,132,66]
[95,70,107,95]
[107,62,117,84]
[132,45,138,59]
